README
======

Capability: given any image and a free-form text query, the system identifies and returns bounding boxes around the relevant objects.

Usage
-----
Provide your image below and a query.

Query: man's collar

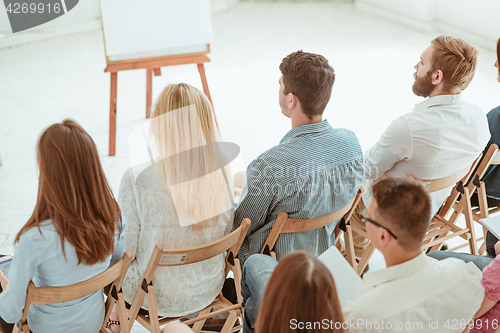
[362,252,428,290]
[413,93,463,111]
[280,119,331,144]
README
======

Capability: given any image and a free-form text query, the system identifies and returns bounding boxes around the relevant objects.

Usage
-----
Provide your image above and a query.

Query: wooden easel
[104,47,212,156]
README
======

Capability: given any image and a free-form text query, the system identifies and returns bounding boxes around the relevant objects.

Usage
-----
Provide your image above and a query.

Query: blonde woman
[114,83,234,329]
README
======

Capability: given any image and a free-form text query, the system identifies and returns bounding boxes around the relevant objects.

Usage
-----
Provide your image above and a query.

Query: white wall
[0,0,239,49]
[356,0,500,50]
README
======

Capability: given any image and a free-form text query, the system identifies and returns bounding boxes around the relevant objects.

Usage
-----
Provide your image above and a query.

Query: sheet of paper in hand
[479,215,500,240]
[318,246,365,306]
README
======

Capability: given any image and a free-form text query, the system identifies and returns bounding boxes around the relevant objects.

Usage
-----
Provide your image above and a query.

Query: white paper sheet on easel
[100,0,213,61]
[479,215,500,240]
[318,246,365,306]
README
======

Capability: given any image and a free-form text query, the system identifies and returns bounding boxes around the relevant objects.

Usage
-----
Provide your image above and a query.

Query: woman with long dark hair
[0,120,122,333]
[253,252,345,333]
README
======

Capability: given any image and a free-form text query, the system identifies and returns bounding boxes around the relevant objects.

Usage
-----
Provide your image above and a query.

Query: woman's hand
[0,269,8,291]
[494,240,500,256]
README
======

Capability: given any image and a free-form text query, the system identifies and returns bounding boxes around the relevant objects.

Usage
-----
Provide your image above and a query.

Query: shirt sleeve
[481,255,500,302]
[233,157,278,235]
[486,109,500,149]
[364,117,412,180]
[0,230,43,323]
[118,170,141,259]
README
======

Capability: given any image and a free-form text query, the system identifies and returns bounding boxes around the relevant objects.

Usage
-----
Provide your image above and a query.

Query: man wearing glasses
[342,177,483,332]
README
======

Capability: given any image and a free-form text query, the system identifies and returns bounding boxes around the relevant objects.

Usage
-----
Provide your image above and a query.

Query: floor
[0,2,498,331]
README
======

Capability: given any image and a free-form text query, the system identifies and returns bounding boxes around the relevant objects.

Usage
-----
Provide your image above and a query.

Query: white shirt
[363,94,490,212]
[342,253,484,333]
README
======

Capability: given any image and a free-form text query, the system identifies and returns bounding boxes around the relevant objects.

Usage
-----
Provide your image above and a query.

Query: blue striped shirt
[234,120,364,263]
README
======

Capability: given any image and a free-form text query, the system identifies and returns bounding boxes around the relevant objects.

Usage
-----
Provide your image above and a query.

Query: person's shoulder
[121,166,136,181]
[18,220,58,245]
[487,105,500,118]
[427,257,479,281]
[329,127,361,143]
[251,145,282,165]
[460,100,486,117]
[483,254,500,273]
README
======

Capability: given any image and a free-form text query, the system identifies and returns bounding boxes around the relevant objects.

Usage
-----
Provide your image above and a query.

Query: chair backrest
[17,252,132,333]
[260,187,364,256]
[408,154,480,221]
[413,163,475,194]
[467,144,500,188]
[157,219,250,267]
[490,148,500,165]
[437,148,497,220]
[127,219,251,326]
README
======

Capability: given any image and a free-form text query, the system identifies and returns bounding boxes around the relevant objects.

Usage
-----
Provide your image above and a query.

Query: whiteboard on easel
[100,0,213,62]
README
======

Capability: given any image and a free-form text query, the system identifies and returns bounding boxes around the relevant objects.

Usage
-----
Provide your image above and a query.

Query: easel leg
[146,68,153,118]
[197,63,212,103]
[109,72,118,156]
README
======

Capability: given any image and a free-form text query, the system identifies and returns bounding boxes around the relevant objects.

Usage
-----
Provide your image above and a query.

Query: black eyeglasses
[360,214,398,240]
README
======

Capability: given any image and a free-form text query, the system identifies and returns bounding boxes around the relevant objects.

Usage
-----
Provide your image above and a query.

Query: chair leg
[478,226,488,255]
[477,185,489,255]
[192,306,212,333]
[344,225,356,269]
[117,293,131,333]
[220,310,238,333]
[357,243,374,276]
[463,188,478,255]
[428,209,463,253]
[146,285,161,333]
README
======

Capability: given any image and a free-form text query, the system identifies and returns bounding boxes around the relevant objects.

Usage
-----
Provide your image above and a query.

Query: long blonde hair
[16,120,121,265]
[150,83,233,228]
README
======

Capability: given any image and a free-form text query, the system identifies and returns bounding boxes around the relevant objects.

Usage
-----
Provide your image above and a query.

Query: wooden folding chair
[127,219,251,333]
[11,252,132,333]
[344,197,374,276]
[259,187,364,270]
[346,158,481,275]
[468,144,500,254]
[418,156,482,255]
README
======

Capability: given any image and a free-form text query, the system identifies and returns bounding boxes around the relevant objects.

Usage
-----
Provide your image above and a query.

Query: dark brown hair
[371,177,431,252]
[15,119,121,265]
[279,50,335,119]
[255,252,345,333]
[430,35,478,92]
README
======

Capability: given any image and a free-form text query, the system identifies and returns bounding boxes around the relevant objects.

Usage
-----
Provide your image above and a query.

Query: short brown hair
[255,252,345,333]
[430,35,478,92]
[371,177,431,252]
[279,50,335,118]
[16,120,121,265]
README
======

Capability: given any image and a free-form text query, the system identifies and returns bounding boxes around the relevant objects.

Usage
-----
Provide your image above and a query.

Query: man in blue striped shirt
[233,50,364,265]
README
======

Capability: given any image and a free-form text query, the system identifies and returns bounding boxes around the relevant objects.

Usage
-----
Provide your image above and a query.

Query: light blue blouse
[0,221,110,333]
